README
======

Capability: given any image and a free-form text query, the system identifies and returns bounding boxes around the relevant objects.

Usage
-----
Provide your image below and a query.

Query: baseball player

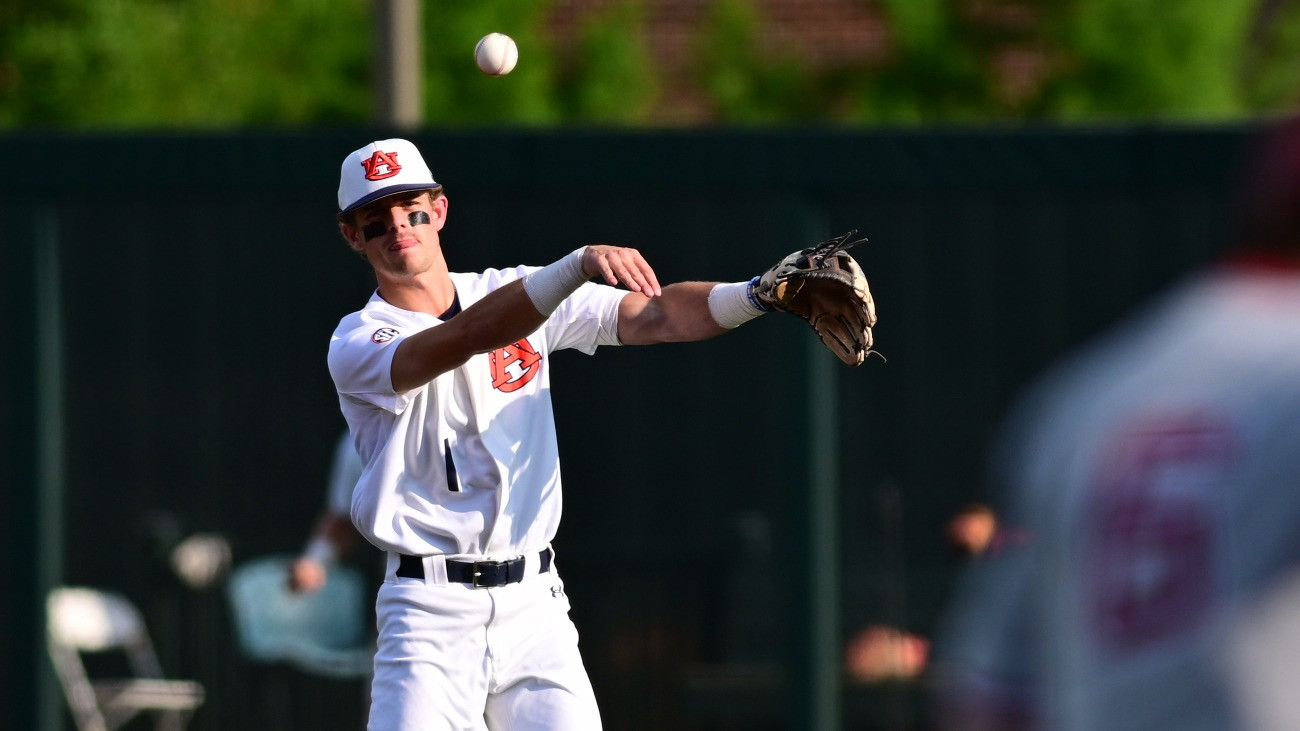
[933,117,1300,731]
[326,138,875,731]
[288,430,365,594]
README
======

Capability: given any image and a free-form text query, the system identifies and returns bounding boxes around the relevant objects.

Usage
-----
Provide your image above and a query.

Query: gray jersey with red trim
[936,261,1300,731]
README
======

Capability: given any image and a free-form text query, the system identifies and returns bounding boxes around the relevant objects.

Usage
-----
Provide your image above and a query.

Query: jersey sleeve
[328,321,415,414]
[545,281,629,354]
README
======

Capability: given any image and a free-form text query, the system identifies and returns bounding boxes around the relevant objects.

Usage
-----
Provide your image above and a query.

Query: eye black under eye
[362,222,387,240]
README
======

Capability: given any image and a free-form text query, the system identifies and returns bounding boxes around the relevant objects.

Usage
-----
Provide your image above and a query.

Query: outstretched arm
[617,282,732,344]
[618,278,769,344]
[617,231,878,361]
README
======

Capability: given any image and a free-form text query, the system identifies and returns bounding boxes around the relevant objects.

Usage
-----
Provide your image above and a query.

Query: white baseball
[475,33,518,76]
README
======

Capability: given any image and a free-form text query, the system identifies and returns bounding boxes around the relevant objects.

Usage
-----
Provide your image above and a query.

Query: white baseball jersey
[328,265,627,559]
[936,259,1300,731]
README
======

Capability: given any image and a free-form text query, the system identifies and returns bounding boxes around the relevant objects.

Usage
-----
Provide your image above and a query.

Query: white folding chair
[46,586,205,731]
[226,554,374,679]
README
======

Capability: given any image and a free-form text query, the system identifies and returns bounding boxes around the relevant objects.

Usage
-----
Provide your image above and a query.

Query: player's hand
[581,245,662,297]
[288,557,327,594]
[844,625,930,683]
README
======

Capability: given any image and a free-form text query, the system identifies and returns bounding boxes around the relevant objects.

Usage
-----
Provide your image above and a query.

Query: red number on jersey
[1084,413,1236,652]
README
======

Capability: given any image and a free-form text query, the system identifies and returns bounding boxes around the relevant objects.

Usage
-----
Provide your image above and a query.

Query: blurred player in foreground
[326,138,875,731]
[288,430,365,594]
[932,116,1300,731]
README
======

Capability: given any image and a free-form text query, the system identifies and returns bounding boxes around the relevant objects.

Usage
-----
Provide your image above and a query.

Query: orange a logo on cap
[361,150,402,181]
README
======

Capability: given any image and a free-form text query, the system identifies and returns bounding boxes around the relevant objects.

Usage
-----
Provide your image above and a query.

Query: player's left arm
[616,282,732,344]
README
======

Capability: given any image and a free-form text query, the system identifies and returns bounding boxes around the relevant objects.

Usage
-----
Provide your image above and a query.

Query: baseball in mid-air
[475,33,518,76]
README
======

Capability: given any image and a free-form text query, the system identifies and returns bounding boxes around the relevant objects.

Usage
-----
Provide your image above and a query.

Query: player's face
[343,191,448,277]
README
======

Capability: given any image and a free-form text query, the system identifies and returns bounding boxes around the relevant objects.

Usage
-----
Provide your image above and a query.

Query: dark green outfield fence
[2,124,1260,730]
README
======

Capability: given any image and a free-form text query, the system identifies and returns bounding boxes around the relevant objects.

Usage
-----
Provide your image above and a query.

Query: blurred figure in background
[289,431,365,593]
[944,503,999,560]
[844,623,930,684]
[944,502,1029,563]
[932,115,1300,731]
[842,503,1006,685]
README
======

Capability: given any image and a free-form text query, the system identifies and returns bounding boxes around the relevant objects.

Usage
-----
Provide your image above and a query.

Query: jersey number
[1084,415,1233,652]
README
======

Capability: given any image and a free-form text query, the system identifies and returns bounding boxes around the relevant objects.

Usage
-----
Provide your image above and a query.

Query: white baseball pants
[367,555,601,731]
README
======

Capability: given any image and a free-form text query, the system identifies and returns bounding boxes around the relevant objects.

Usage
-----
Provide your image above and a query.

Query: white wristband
[522,247,588,315]
[303,536,337,565]
[708,278,768,329]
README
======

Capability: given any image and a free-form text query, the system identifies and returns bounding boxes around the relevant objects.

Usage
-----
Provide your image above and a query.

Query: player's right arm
[389,245,660,392]
[390,279,544,392]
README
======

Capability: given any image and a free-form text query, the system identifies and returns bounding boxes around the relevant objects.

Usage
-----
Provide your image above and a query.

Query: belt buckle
[470,559,507,588]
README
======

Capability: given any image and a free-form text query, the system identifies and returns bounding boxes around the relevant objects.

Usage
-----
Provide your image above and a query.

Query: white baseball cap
[337,138,441,216]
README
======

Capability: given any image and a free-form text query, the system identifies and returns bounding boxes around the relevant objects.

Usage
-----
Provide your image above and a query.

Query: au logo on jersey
[490,338,542,392]
[361,150,402,181]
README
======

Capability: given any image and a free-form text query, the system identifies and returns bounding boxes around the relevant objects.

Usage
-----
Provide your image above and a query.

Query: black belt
[397,547,553,587]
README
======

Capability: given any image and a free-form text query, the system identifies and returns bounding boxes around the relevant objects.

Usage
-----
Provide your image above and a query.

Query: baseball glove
[752,230,877,366]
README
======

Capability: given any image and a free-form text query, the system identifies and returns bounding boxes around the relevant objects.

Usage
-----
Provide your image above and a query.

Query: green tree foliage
[708,0,1300,124]
[419,4,560,126]
[698,0,819,123]
[850,0,993,122]
[1253,8,1300,111]
[1045,0,1256,119]
[691,0,1300,124]
[0,0,372,127]
[558,3,658,124]
[0,1,567,128]
[1,0,1299,129]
